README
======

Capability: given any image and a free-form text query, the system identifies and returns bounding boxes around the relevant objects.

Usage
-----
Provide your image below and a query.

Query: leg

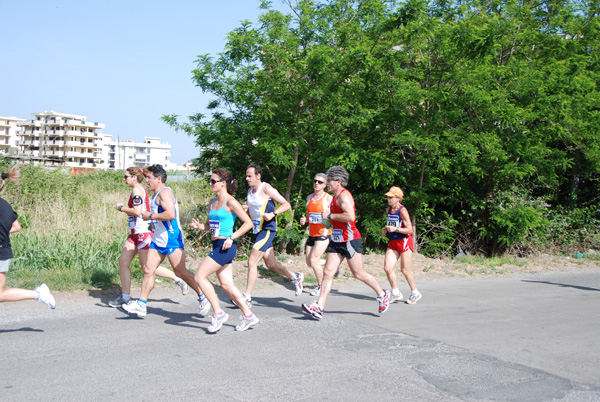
[245,247,265,296]
[400,250,416,290]
[0,272,35,302]
[307,239,328,286]
[117,241,137,295]
[167,249,203,295]
[139,249,163,301]
[217,264,252,317]
[194,256,224,314]
[383,248,400,290]
[155,266,177,281]
[263,248,293,279]
[316,252,344,308]
[346,252,384,296]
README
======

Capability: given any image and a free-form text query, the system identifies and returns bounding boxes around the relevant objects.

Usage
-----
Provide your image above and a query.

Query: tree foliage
[164,0,600,256]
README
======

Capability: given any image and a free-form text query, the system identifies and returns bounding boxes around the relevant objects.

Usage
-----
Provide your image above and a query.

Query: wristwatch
[118,205,123,212]
[229,234,236,241]
[149,214,153,221]
[273,211,278,217]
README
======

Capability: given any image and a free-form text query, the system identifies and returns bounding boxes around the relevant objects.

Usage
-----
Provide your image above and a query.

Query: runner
[109,167,189,307]
[381,186,421,304]
[122,164,209,318]
[299,173,332,297]
[191,168,258,333]
[240,163,304,307]
[302,166,390,320]
[0,166,55,309]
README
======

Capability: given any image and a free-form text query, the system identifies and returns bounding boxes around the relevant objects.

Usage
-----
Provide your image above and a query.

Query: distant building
[99,135,177,171]
[1,110,184,171]
[0,116,26,156]
[15,110,105,169]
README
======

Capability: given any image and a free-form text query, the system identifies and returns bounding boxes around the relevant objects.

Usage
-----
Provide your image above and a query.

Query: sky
[0,0,288,165]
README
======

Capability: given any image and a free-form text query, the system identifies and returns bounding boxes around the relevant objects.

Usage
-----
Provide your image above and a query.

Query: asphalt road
[1,268,599,401]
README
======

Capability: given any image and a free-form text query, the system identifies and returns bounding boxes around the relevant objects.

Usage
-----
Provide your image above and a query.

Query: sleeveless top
[247,182,277,234]
[386,205,408,240]
[128,185,151,234]
[330,189,361,243]
[0,197,17,260]
[208,197,236,238]
[150,186,184,248]
[306,192,332,237]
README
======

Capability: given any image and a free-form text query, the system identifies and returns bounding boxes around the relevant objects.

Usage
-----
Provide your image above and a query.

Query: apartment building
[99,135,177,171]
[16,110,105,168]
[0,116,26,156]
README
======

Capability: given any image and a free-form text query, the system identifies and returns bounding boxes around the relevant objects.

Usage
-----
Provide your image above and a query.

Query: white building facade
[1,110,182,171]
[99,135,177,171]
[15,110,105,169]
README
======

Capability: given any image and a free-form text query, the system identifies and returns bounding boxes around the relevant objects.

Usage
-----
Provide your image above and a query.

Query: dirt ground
[184,249,600,292]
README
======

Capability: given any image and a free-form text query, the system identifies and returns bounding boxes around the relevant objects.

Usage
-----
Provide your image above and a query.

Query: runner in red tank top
[381,186,421,305]
[302,166,391,320]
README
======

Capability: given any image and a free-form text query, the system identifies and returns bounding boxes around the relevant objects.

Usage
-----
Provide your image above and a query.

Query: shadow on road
[521,279,600,292]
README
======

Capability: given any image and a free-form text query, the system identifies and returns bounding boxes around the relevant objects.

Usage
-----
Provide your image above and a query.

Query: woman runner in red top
[109,167,189,307]
[381,186,421,304]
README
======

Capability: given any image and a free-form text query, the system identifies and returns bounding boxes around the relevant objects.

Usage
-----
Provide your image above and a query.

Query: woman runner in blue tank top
[190,168,259,333]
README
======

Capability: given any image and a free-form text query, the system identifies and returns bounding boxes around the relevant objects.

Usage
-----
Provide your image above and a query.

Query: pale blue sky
[1,0,287,165]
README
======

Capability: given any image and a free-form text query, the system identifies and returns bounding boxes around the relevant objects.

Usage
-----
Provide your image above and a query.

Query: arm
[262,184,291,221]
[10,219,21,234]
[221,199,254,250]
[116,187,144,217]
[397,207,413,235]
[141,188,176,221]
[299,194,311,225]
[328,191,355,223]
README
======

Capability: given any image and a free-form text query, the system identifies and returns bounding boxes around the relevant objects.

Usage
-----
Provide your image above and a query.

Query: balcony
[17,140,40,147]
[42,140,65,147]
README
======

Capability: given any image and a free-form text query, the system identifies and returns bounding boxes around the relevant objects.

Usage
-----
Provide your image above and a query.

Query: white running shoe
[302,302,323,320]
[377,290,391,314]
[122,300,147,318]
[389,291,403,304]
[406,291,422,305]
[293,272,304,296]
[208,312,229,333]
[198,296,211,317]
[176,279,189,295]
[35,284,56,309]
[235,314,259,331]
[310,285,321,297]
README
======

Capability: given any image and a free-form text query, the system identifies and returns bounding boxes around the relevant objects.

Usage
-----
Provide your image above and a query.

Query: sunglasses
[210,178,224,185]
[313,179,325,184]
[124,175,132,179]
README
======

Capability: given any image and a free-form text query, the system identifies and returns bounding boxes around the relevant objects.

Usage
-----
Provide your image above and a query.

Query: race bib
[128,216,135,230]
[209,220,220,237]
[253,219,261,234]
[309,212,322,225]
[387,215,400,228]
[332,229,343,243]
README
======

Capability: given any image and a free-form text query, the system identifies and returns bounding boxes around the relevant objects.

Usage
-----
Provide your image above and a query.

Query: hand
[322,211,329,221]
[299,215,306,225]
[263,212,275,221]
[221,237,233,250]
[190,218,202,230]
[142,211,151,220]
[385,226,396,233]
[381,229,387,237]
[115,203,123,211]
[242,202,248,212]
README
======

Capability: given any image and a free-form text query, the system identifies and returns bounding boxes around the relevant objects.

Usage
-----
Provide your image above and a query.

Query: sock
[138,299,147,307]
[198,293,206,301]
[34,290,40,300]
[174,277,181,284]
[122,294,131,302]
[377,292,385,299]
[214,310,224,317]
[392,288,400,296]
[244,313,254,319]
[412,289,420,295]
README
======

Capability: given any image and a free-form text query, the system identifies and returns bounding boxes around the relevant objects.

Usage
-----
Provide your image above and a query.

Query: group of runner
[0,163,420,333]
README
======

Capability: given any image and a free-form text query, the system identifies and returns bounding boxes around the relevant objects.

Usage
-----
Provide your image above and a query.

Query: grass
[3,166,210,291]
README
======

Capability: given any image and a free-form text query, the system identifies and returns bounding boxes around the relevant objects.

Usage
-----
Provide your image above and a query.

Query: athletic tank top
[247,182,277,234]
[306,192,332,237]
[330,189,361,243]
[128,185,151,234]
[150,186,184,248]
[386,205,408,240]
[208,197,236,238]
